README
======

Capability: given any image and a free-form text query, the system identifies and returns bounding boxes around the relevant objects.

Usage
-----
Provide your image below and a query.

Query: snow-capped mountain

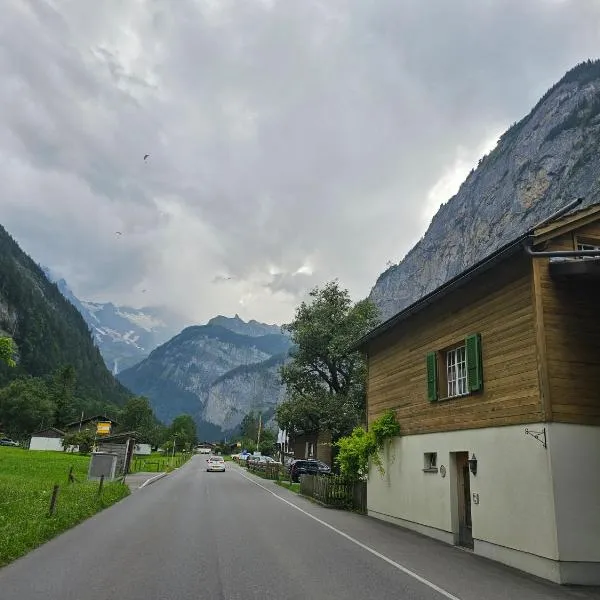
[42,267,188,373]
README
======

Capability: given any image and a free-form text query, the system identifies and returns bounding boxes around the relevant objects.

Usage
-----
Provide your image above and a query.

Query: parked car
[0,438,18,447]
[289,459,331,482]
[206,456,226,472]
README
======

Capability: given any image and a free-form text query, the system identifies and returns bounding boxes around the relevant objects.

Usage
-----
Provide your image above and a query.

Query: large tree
[0,377,55,439]
[119,396,154,433]
[118,396,166,448]
[0,336,16,367]
[169,414,197,450]
[50,365,77,427]
[276,280,379,441]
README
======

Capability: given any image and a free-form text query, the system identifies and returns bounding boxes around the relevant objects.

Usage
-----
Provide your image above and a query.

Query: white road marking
[139,472,168,488]
[236,469,462,600]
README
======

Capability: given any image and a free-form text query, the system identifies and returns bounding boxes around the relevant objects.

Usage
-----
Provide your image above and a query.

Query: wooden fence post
[48,484,59,516]
[97,474,105,497]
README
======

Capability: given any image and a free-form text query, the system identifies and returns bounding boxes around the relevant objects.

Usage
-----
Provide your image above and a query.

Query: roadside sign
[96,422,112,435]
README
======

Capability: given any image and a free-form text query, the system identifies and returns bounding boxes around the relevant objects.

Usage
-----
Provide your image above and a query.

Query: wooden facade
[364,205,600,435]
[534,220,600,426]
[290,431,333,466]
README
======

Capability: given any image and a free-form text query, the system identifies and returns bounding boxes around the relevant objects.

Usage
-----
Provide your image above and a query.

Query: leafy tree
[0,337,16,367]
[50,365,77,428]
[276,281,379,441]
[169,414,197,450]
[146,422,169,450]
[335,410,401,480]
[240,411,260,441]
[62,427,95,454]
[0,377,55,439]
[258,429,277,456]
[119,396,155,437]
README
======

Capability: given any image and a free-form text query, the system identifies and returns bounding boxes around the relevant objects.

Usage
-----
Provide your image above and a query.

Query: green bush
[335,410,400,480]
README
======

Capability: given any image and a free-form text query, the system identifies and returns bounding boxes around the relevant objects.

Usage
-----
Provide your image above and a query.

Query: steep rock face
[0,226,130,406]
[42,267,187,373]
[207,314,283,337]
[117,323,293,436]
[370,60,600,321]
[202,354,288,431]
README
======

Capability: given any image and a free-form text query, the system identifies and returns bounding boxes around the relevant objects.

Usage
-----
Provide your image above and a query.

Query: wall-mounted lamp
[468,454,478,476]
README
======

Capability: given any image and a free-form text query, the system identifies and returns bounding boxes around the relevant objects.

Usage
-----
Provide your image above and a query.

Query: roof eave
[351,234,528,352]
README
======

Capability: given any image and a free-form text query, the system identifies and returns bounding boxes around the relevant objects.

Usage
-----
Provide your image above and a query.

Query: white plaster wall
[368,423,559,560]
[134,443,152,455]
[29,437,63,451]
[548,423,600,562]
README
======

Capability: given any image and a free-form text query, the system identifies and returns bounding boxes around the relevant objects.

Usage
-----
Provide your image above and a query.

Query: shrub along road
[0,456,597,600]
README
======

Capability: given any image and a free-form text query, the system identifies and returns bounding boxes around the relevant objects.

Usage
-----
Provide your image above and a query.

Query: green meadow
[0,447,129,566]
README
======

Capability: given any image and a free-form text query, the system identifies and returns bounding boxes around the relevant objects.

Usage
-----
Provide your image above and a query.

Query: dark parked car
[289,459,331,482]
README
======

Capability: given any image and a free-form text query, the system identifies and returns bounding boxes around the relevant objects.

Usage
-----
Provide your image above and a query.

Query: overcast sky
[1,0,599,326]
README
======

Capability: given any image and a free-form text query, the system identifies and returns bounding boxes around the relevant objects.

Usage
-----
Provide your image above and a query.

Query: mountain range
[369,60,600,320]
[0,227,130,411]
[19,59,600,440]
[116,318,292,439]
[42,270,291,439]
[42,267,188,374]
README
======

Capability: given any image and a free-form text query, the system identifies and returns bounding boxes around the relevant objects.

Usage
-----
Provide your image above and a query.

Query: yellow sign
[96,422,112,435]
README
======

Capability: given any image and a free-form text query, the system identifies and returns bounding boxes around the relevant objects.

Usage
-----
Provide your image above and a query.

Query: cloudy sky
[1,0,599,326]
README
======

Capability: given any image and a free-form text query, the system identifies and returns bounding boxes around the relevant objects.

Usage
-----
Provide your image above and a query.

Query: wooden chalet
[353,199,600,585]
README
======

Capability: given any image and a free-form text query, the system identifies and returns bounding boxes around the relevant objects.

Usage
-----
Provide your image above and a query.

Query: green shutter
[426,351,438,402]
[465,333,483,392]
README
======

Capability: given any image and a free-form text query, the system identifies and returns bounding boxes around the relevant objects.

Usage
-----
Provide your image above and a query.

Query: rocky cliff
[117,321,293,438]
[370,60,600,321]
[42,267,188,374]
[0,226,130,407]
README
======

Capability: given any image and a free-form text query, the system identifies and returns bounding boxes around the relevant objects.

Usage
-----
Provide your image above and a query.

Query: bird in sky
[143,154,150,161]
[115,231,122,236]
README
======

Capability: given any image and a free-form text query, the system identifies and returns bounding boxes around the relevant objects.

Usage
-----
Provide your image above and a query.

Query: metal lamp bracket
[524,427,547,448]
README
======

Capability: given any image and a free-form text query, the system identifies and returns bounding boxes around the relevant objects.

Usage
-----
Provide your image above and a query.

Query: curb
[139,472,168,489]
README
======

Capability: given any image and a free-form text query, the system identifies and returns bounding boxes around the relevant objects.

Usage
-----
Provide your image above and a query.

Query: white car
[206,456,226,472]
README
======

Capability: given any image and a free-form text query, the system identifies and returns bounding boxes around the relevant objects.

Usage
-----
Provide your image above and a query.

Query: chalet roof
[31,427,65,437]
[96,431,138,443]
[352,199,600,351]
[64,415,119,429]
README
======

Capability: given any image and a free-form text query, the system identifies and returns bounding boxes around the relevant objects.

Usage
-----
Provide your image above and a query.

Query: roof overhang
[351,200,600,353]
[350,234,527,352]
[549,257,600,280]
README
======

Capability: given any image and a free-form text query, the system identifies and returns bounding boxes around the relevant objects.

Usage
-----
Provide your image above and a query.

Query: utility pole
[256,413,262,452]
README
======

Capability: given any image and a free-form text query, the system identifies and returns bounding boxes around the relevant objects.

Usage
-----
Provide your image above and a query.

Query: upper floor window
[426,334,483,402]
[576,238,600,259]
[446,345,468,397]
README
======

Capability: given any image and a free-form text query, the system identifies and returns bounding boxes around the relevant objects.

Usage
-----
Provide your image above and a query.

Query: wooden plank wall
[367,255,543,435]
[538,224,600,425]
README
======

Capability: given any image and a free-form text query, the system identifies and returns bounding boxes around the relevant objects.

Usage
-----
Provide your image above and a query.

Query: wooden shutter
[426,351,438,402]
[465,333,483,392]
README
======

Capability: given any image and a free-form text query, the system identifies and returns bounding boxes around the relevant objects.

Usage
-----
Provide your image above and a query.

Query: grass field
[129,451,190,473]
[276,481,300,493]
[0,447,129,567]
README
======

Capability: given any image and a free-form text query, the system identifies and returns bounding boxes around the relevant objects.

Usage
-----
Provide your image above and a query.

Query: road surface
[1,456,598,600]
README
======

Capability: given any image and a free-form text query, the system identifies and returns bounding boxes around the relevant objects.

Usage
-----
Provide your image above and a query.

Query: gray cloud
[1,0,599,324]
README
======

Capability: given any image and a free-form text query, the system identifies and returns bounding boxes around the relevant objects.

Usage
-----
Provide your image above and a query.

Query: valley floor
[1,456,599,600]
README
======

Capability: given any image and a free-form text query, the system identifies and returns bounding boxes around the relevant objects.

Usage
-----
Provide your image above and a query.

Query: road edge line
[139,472,168,488]
[235,469,461,600]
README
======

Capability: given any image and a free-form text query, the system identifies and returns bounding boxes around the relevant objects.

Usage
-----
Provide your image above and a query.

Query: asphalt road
[1,456,599,600]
